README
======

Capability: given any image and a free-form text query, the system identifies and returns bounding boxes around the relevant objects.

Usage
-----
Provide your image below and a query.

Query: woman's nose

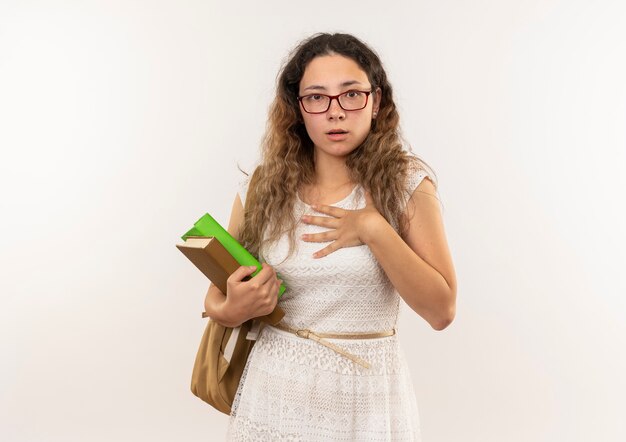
[327,97,345,119]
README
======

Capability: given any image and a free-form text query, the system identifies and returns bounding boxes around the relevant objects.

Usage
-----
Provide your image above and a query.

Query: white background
[1,1,625,441]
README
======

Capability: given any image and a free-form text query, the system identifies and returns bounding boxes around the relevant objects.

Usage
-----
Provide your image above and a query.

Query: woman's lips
[326,130,348,141]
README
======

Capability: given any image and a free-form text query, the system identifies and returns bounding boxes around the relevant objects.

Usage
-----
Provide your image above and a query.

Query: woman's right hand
[223,262,281,325]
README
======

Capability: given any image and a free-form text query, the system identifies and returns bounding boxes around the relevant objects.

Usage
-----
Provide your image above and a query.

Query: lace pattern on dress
[228,328,421,441]
[227,161,429,441]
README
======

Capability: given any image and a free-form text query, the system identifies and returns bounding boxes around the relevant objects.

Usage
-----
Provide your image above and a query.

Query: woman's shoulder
[405,154,434,196]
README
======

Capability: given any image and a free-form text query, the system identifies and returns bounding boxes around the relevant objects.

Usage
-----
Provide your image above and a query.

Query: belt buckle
[295,329,311,339]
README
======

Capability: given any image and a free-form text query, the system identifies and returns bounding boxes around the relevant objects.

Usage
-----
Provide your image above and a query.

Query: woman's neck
[299,152,356,206]
[311,150,354,188]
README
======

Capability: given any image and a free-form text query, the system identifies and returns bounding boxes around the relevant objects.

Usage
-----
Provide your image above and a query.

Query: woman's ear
[372,87,382,118]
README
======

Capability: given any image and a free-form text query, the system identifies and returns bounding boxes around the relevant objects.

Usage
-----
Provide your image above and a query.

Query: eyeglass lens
[301,91,368,113]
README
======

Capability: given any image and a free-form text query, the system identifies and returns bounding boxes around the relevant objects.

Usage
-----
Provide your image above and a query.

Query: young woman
[204,32,457,441]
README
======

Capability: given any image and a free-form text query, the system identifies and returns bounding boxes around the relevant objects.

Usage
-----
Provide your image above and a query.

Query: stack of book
[176,213,285,325]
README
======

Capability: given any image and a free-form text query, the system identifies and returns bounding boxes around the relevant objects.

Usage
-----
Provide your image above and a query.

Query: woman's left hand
[300,191,384,258]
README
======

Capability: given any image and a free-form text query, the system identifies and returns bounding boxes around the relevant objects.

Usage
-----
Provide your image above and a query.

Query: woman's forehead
[299,54,369,91]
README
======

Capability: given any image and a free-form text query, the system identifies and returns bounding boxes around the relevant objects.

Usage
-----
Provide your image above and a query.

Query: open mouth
[326,129,348,135]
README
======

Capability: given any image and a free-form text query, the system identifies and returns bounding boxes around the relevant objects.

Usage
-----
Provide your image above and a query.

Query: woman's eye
[344,91,363,99]
[303,95,323,102]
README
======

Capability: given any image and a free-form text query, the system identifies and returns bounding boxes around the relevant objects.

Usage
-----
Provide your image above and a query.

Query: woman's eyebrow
[339,80,364,88]
[302,80,365,92]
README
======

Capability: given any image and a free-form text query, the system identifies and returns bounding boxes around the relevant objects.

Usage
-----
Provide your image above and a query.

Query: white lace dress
[226,166,430,441]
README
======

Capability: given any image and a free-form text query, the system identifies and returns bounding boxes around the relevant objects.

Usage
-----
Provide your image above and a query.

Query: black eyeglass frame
[297,89,373,114]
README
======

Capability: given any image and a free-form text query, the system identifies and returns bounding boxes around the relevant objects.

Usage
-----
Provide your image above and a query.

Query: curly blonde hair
[239,33,436,260]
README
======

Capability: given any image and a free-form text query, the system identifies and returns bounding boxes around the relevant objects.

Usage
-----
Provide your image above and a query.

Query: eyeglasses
[297,89,372,114]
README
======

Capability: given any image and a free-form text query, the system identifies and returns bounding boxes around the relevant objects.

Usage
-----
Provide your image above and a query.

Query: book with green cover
[181,213,286,298]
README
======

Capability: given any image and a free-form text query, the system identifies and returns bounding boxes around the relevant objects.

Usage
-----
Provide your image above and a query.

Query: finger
[258,276,280,307]
[260,272,279,291]
[273,277,282,296]
[301,215,339,228]
[301,229,338,243]
[310,204,345,218]
[313,241,340,259]
[269,274,282,288]
[228,265,259,283]
[249,262,275,285]
[262,262,278,279]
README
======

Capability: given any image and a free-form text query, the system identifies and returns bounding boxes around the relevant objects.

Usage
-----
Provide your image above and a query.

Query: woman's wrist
[205,285,242,327]
[359,211,388,245]
[219,298,246,328]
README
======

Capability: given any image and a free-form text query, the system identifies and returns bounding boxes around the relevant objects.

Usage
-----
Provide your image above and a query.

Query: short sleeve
[405,162,430,198]
[389,161,430,233]
[237,174,251,207]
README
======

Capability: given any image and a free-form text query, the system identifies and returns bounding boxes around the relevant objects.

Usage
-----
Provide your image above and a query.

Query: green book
[181,213,286,298]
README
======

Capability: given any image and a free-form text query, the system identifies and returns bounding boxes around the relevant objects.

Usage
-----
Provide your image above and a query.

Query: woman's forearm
[363,215,456,330]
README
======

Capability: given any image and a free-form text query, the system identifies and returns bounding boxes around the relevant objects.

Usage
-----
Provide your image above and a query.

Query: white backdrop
[1,1,625,441]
